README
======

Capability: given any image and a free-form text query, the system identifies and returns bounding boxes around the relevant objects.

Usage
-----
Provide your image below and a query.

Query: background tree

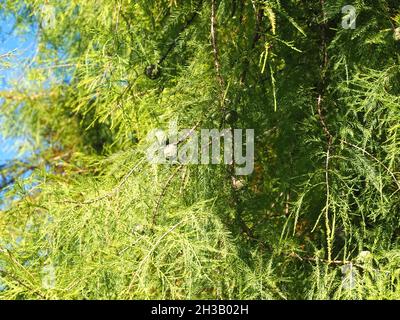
[1,0,400,299]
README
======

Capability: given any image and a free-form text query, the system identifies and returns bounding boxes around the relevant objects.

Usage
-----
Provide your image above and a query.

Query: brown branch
[0,152,73,194]
[211,0,225,88]
[0,167,34,192]
[0,249,47,299]
[0,269,47,299]
[289,252,364,268]
[317,95,332,141]
[317,0,334,263]
[210,0,257,241]
[1,91,57,102]
[240,6,265,84]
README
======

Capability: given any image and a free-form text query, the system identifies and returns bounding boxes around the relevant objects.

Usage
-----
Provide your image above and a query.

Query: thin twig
[340,139,400,191]
[61,157,146,205]
[127,218,188,292]
[317,0,333,263]
[152,164,184,225]
[240,5,265,84]
[211,0,225,88]
[0,269,47,299]
[159,0,203,65]
[0,249,47,299]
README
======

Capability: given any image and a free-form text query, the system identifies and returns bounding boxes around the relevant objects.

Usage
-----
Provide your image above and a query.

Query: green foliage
[1,0,400,299]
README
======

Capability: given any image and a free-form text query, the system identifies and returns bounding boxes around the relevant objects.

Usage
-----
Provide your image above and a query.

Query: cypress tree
[1,0,400,299]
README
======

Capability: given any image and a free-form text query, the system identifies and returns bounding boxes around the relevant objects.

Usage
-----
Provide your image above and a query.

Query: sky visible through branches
[0,14,36,164]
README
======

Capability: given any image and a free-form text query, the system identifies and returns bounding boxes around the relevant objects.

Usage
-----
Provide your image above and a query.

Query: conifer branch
[317,0,333,263]
[127,218,189,292]
[210,0,225,88]
[289,252,371,270]
[0,269,46,299]
[0,249,47,299]
[3,0,400,300]
[240,5,265,84]
[339,139,400,191]
[60,157,146,205]
[152,164,184,226]
[159,0,203,65]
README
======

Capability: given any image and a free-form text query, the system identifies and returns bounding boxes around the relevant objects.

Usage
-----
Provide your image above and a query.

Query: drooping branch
[317,0,333,263]
[159,0,203,65]
[0,151,72,193]
[0,162,37,192]
[210,0,225,88]
[240,5,265,84]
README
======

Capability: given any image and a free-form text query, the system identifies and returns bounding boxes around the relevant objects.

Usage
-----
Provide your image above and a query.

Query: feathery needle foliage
[1,0,400,299]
